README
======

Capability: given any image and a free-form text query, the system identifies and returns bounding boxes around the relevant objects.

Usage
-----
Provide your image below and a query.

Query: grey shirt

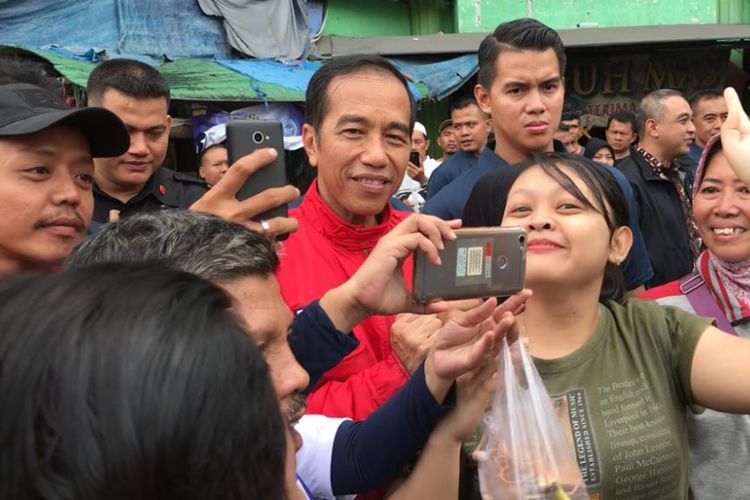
[654,294,750,500]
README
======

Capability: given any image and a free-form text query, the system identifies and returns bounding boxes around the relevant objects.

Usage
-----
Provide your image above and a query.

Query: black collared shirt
[92,167,208,224]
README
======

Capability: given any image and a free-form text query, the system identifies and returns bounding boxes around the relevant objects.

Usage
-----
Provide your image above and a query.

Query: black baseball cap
[0,83,129,158]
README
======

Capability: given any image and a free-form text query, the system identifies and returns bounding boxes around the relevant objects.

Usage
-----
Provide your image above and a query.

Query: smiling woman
[641,134,750,499]
[462,152,750,498]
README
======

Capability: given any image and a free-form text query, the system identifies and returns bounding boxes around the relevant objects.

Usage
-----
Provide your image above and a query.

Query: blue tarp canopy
[216,59,429,101]
[0,0,478,101]
[390,54,478,101]
[3,45,478,102]
[0,0,231,64]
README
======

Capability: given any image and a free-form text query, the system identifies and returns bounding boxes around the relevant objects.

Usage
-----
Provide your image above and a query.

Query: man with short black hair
[86,59,208,224]
[421,19,567,220]
[605,110,637,163]
[688,89,727,163]
[280,54,446,420]
[425,97,491,199]
[88,58,299,237]
[617,89,698,287]
[425,17,654,293]
[0,82,129,276]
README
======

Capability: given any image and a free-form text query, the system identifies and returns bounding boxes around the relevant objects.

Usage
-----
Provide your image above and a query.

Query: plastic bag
[475,337,588,500]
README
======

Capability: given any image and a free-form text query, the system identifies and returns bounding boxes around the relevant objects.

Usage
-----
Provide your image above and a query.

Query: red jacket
[277,180,412,420]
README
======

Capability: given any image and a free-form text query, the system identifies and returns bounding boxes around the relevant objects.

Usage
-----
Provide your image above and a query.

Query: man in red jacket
[276,55,440,419]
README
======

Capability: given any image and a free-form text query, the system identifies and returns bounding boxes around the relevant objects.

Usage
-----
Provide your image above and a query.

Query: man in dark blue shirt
[423,18,653,293]
[426,96,490,199]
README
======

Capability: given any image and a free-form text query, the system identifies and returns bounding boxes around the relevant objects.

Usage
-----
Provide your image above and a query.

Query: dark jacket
[616,149,695,287]
[93,167,208,224]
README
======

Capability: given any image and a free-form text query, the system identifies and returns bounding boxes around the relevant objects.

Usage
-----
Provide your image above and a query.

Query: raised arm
[319,213,462,331]
[328,297,521,495]
[721,87,750,186]
[386,296,527,500]
[690,325,750,413]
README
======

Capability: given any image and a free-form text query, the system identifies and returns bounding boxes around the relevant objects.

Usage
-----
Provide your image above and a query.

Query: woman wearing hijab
[582,137,616,166]
[640,132,750,499]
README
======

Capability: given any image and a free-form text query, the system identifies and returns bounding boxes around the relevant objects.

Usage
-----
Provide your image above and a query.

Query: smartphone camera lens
[496,255,509,270]
[252,131,264,144]
[519,235,526,244]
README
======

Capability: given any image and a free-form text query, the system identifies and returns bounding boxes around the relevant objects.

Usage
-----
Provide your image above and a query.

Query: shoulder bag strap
[679,272,738,336]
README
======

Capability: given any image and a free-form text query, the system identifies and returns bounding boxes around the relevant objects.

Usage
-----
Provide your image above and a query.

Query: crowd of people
[0,16,748,500]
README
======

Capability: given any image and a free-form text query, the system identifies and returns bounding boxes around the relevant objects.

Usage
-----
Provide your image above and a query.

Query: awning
[316,24,750,57]
[1,47,302,101]
[4,46,487,102]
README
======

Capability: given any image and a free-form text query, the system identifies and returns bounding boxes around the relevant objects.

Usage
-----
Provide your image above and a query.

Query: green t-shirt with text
[534,299,710,500]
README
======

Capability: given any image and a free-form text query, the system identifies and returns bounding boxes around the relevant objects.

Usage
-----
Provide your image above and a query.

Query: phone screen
[409,150,421,167]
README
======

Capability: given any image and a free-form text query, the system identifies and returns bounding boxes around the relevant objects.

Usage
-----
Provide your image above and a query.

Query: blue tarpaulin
[389,54,478,101]
[215,58,427,101]
[216,59,322,93]
[0,0,231,64]
[0,0,478,101]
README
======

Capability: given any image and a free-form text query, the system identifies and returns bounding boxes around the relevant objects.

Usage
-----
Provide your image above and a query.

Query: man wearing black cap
[430,119,458,172]
[0,83,129,276]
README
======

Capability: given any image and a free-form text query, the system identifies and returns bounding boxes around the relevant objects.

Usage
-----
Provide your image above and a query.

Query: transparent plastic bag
[475,337,588,500]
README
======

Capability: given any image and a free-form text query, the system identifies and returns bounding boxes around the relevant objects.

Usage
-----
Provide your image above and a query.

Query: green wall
[322,0,412,36]
[454,0,720,32]
[717,0,750,22]
[322,0,749,37]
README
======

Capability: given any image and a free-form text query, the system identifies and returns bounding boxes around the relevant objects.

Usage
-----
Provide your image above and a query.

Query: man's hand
[189,148,300,236]
[391,313,443,373]
[423,291,531,404]
[407,161,428,185]
[318,214,460,332]
[721,87,750,186]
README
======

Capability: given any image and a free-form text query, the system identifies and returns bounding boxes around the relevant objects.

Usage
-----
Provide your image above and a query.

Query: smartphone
[412,227,526,302]
[409,150,421,167]
[226,119,288,223]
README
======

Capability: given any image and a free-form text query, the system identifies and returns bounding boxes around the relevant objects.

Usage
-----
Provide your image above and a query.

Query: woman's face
[692,150,750,263]
[592,147,614,166]
[502,165,626,290]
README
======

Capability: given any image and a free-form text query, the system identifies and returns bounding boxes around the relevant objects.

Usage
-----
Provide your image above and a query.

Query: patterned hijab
[692,134,750,324]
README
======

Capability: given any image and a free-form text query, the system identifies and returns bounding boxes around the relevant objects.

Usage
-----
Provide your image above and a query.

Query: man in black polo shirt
[616,89,698,287]
[86,59,207,224]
